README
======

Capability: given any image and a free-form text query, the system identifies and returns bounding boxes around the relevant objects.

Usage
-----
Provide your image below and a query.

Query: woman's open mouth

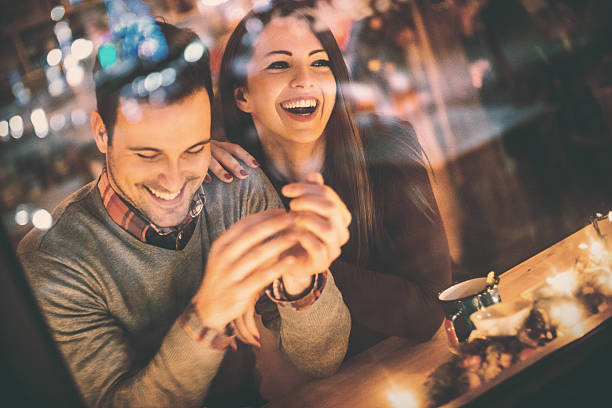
[280,97,319,120]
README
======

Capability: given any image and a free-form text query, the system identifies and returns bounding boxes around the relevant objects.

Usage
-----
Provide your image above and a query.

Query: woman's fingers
[294,211,349,248]
[207,157,234,183]
[296,231,331,269]
[211,142,250,179]
[289,195,351,232]
[282,183,351,227]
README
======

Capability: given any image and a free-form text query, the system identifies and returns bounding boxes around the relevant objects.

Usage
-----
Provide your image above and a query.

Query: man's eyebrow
[309,49,326,56]
[188,139,211,149]
[264,50,292,57]
[128,147,160,152]
[128,139,210,152]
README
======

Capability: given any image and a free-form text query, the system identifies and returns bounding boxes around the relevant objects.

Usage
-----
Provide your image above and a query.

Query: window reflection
[1,0,611,288]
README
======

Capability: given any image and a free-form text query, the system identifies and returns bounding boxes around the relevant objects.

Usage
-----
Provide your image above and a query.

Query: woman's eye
[266,61,290,70]
[312,59,331,68]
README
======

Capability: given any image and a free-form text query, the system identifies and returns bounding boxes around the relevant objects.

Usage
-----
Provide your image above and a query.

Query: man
[17,22,350,407]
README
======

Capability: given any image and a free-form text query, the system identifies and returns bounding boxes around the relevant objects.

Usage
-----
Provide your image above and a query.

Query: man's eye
[312,59,330,68]
[266,61,290,70]
[136,153,159,159]
[187,145,205,154]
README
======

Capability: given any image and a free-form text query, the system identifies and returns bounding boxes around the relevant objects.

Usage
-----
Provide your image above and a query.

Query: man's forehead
[116,90,209,124]
[112,90,211,144]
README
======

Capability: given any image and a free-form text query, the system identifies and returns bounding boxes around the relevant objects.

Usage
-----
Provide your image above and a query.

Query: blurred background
[1,0,611,281]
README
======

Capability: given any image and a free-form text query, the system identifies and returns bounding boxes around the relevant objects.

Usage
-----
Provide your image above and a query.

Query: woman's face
[237,15,337,146]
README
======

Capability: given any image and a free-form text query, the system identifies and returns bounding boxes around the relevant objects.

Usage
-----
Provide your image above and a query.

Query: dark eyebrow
[309,49,326,56]
[264,50,292,57]
[264,50,327,57]
[128,139,210,152]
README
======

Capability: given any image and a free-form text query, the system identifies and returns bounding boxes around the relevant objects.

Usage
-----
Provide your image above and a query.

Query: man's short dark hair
[93,21,213,143]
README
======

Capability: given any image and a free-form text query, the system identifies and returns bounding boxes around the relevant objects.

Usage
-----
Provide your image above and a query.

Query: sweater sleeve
[243,169,351,377]
[276,271,350,377]
[19,250,225,408]
[332,116,452,342]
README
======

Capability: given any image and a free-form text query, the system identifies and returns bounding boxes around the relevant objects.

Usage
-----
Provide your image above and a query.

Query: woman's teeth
[281,98,318,114]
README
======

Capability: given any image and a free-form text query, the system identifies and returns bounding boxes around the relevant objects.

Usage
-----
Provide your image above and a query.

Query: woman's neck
[259,133,325,182]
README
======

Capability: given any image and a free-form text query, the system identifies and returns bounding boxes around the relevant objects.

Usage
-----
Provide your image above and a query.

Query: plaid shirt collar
[97,168,205,249]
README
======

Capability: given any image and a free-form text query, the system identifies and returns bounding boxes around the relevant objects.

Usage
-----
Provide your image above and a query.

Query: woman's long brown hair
[218,2,377,264]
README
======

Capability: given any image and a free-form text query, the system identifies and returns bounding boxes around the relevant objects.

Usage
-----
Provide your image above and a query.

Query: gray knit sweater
[17,167,350,407]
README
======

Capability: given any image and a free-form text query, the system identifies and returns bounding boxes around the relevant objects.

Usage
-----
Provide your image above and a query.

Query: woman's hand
[207,140,260,183]
[280,173,352,295]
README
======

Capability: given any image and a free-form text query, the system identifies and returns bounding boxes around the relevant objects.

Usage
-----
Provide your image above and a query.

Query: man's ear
[234,86,252,113]
[90,110,108,154]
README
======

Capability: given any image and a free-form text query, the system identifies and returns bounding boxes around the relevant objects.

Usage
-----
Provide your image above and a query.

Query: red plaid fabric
[97,168,204,249]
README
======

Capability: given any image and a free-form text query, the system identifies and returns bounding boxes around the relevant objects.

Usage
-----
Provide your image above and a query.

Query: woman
[214,0,452,357]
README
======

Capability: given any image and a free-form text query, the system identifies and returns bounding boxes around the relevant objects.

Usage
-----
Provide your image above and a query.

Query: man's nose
[158,160,184,192]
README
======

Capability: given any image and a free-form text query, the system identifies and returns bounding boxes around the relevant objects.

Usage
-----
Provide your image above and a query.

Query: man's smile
[144,184,185,204]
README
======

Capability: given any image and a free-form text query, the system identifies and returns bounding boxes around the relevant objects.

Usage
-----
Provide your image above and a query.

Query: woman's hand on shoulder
[207,140,260,183]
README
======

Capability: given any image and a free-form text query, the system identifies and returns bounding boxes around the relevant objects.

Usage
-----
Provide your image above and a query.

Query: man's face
[97,90,211,227]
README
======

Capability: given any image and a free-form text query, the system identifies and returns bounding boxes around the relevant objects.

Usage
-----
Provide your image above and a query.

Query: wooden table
[265,220,612,408]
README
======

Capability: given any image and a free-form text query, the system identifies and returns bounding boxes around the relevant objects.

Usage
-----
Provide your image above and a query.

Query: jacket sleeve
[18,250,226,408]
[332,116,452,342]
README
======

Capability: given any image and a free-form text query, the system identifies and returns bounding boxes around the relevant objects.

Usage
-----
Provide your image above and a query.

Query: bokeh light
[121,99,143,123]
[9,115,24,139]
[32,209,53,230]
[63,54,78,69]
[54,21,72,46]
[46,48,62,66]
[184,41,204,63]
[49,114,66,132]
[15,207,29,226]
[98,44,117,69]
[144,72,162,92]
[71,109,87,127]
[48,78,66,97]
[66,65,85,87]
[31,108,49,138]
[160,68,176,87]
[50,6,65,21]
[0,120,8,139]
[71,38,94,60]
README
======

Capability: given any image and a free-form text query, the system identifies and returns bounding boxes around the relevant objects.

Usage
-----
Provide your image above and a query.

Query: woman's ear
[234,86,252,113]
[90,110,108,154]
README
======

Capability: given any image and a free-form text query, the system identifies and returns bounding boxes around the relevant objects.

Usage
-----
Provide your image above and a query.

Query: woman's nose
[290,64,314,88]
